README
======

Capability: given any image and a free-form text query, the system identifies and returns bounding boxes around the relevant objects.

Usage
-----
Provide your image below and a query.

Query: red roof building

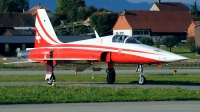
[112,2,194,43]
[187,21,200,37]
[0,13,34,35]
[27,4,53,19]
[114,11,193,33]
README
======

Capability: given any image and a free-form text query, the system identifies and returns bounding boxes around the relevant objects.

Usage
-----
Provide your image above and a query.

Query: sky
[29,0,56,12]
[127,0,199,4]
[29,0,199,13]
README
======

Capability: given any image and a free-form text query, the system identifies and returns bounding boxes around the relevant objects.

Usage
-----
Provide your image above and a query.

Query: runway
[0,69,200,90]
[1,101,200,112]
[0,69,199,75]
[0,82,200,90]
[0,70,200,111]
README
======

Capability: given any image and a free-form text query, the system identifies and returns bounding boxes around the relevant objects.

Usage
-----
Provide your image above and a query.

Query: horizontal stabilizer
[3,58,38,64]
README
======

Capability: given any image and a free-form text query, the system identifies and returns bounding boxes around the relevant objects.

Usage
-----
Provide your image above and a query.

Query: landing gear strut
[136,64,146,85]
[45,51,56,85]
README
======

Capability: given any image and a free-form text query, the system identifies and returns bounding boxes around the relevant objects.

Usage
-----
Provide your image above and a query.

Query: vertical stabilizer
[34,9,62,48]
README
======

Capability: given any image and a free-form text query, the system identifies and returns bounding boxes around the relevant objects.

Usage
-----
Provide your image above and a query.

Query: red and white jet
[4,9,188,85]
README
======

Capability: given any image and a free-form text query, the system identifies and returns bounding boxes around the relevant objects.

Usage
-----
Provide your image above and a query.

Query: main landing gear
[45,60,56,85]
[106,63,116,84]
[106,68,116,84]
[46,72,55,85]
[136,64,146,85]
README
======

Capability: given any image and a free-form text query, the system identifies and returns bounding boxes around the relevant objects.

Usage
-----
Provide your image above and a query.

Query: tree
[155,40,160,48]
[87,5,97,16]
[191,0,200,21]
[139,37,154,46]
[77,7,88,20]
[186,36,196,53]
[56,0,86,21]
[50,14,61,27]
[162,36,177,52]
[89,12,119,36]
[77,26,89,35]
[0,0,29,12]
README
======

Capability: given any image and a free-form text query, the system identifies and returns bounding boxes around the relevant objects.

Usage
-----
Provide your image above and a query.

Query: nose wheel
[138,76,146,85]
[136,64,146,85]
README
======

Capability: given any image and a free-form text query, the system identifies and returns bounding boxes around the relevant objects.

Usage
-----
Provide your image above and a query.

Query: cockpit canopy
[112,35,141,44]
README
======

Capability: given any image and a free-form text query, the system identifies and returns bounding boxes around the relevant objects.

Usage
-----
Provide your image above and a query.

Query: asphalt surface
[0,69,199,75]
[0,69,200,90]
[1,101,200,112]
[0,82,200,90]
[0,70,200,111]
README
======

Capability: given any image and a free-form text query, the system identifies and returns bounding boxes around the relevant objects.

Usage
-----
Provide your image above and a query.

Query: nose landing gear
[136,64,146,85]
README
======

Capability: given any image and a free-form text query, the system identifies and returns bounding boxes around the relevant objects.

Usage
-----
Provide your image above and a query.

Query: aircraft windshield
[112,35,141,44]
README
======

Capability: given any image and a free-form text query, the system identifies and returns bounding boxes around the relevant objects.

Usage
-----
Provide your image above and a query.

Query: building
[112,1,194,43]
[0,12,35,56]
[0,12,34,35]
[113,10,193,42]
[150,2,190,11]
[187,21,200,38]
[0,4,56,56]
[195,23,200,48]
[0,36,91,56]
[3,29,35,36]
[26,4,54,19]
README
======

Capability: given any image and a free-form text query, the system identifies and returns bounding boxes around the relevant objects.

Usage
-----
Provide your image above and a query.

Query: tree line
[0,0,199,53]
[0,0,119,36]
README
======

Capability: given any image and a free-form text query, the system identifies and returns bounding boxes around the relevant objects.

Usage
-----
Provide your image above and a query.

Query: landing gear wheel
[106,68,116,84]
[107,72,115,84]
[46,73,56,85]
[138,76,146,85]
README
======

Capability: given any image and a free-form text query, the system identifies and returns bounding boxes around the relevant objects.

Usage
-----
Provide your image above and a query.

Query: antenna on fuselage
[93,27,100,38]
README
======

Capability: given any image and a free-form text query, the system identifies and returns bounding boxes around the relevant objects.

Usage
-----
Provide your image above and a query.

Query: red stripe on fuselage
[36,12,57,43]
[44,44,162,56]
[29,47,163,64]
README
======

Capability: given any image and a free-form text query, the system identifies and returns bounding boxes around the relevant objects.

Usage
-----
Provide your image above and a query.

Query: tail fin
[34,9,62,48]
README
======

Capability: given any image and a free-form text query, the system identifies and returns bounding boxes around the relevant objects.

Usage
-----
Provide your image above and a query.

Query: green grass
[0,74,200,104]
[1,74,200,85]
[160,46,200,59]
[0,86,200,104]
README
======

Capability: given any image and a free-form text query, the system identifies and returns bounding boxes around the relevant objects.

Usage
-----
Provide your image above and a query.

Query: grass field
[160,45,200,59]
[0,74,200,104]
[1,74,200,85]
[0,85,200,104]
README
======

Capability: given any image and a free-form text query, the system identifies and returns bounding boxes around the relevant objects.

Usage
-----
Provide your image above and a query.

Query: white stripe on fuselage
[34,35,168,62]
[37,9,62,43]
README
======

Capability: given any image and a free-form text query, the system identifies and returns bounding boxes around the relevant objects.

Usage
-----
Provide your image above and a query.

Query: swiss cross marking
[36,33,41,43]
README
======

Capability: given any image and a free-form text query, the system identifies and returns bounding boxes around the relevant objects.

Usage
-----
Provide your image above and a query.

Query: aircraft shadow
[71,81,200,86]
[129,80,200,86]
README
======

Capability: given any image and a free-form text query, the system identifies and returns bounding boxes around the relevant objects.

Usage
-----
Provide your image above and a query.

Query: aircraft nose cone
[165,54,189,62]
